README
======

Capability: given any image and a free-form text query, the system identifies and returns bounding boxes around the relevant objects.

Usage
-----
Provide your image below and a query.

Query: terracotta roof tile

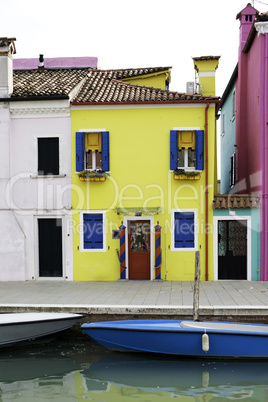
[71,70,219,103]
[213,194,260,209]
[10,66,220,103]
[192,56,221,61]
[12,68,89,98]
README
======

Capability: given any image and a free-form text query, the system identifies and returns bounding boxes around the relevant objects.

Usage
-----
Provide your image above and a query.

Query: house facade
[0,36,221,282]
[218,4,268,281]
[71,58,220,281]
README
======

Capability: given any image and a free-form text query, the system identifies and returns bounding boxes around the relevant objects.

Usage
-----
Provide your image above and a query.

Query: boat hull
[82,319,268,358]
[0,313,84,347]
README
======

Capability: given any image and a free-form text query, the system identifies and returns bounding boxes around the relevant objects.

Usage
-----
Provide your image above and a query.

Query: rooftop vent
[39,54,44,68]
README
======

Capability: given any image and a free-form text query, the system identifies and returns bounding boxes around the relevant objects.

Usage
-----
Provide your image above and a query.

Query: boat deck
[1,280,268,322]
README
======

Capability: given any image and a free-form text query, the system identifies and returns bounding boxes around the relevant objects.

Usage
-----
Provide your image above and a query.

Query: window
[38,137,59,175]
[222,112,225,136]
[172,209,197,251]
[170,130,204,171]
[80,211,106,252]
[230,152,236,188]
[76,131,109,172]
[232,90,236,119]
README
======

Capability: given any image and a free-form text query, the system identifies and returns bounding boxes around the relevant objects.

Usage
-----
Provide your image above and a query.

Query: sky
[2,0,268,96]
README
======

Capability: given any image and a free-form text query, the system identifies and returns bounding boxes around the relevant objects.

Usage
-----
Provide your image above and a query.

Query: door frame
[213,215,251,281]
[35,215,65,280]
[124,216,154,280]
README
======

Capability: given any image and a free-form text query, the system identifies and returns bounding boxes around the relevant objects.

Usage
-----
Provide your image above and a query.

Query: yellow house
[71,59,220,281]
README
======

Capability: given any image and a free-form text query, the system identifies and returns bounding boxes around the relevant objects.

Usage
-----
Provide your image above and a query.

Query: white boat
[0,312,84,347]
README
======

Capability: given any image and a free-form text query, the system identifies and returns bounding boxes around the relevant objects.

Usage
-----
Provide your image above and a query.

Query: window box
[173,170,201,180]
[78,170,108,182]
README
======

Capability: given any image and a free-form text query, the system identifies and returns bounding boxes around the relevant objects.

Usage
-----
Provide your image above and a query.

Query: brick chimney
[0,37,16,98]
[236,4,258,56]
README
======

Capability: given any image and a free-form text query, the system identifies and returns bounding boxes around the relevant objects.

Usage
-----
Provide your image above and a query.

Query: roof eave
[0,95,69,102]
[71,99,221,106]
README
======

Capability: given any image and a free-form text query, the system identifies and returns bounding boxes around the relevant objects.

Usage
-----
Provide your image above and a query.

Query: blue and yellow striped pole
[119,222,126,279]
[155,221,161,280]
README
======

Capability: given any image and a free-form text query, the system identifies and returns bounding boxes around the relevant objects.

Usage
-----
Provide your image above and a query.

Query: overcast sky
[2,0,268,96]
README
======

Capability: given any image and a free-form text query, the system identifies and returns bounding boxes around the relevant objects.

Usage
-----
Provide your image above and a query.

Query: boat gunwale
[82,320,268,337]
[0,313,85,327]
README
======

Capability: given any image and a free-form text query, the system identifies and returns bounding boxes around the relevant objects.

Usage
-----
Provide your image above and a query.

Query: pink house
[235,4,268,280]
[13,55,98,69]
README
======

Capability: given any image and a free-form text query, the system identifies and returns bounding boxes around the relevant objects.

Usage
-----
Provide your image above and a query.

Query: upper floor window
[76,131,109,172]
[85,133,102,170]
[222,112,225,136]
[170,130,204,171]
[230,152,236,188]
[38,137,59,175]
[232,90,236,119]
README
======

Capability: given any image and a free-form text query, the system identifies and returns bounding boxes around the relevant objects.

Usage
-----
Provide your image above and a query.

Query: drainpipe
[205,103,209,281]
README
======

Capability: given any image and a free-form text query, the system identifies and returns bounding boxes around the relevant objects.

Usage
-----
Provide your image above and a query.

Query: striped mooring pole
[119,222,126,279]
[155,221,162,280]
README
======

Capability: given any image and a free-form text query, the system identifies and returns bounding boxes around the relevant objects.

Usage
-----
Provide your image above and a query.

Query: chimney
[192,56,220,96]
[0,37,16,98]
[38,54,44,68]
[236,4,258,56]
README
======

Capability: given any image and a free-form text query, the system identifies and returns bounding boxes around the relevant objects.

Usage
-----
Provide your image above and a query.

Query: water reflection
[0,337,268,401]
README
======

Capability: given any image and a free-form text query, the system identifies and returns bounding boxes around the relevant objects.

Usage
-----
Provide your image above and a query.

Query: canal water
[0,333,268,401]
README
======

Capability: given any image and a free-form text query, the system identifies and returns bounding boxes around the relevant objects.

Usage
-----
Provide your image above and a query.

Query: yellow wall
[71,104,216,281]
[122,71,170,90]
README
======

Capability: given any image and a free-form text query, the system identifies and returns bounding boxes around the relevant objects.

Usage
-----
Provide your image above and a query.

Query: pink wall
[260,33,268,280]
[236,35,261,194]
[13,57,98,69]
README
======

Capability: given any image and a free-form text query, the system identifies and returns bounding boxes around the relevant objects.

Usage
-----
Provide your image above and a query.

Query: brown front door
[128,220,150,280]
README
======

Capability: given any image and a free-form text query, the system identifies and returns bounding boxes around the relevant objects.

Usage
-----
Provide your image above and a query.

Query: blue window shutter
[84,214,103,249]
[195,130,204,170]
[174,212,195,248]
[101,131,110,171]
[170,130,178,170]
[76,132,85,172]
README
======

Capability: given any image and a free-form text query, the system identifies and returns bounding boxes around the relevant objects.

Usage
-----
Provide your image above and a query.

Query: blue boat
[81,319,268,358]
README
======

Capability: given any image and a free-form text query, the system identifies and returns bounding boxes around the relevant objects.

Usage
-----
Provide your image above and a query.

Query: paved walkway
[1,280,268,320]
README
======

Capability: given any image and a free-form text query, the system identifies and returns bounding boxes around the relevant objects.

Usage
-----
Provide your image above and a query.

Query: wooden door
[128,220,150,280]
[38,218,63,277]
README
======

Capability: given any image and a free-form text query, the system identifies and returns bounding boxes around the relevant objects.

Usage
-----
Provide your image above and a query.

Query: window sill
[30,174,67,179]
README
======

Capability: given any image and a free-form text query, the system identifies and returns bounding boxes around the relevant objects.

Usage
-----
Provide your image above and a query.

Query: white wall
[0,100,73,281]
